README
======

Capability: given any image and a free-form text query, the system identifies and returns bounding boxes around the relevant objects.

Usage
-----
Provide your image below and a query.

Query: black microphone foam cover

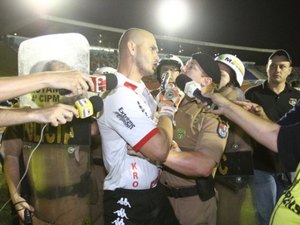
[104,73,118,90]
[89,95,103,114]
[175,74,192,91]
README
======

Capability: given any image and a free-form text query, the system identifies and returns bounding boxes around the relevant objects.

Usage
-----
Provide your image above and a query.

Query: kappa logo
[176,128,186,139]
[114,107,136,129]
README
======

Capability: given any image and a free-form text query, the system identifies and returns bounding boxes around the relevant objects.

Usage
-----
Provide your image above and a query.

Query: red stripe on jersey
[133,128,159,151]
[124,81,137,91]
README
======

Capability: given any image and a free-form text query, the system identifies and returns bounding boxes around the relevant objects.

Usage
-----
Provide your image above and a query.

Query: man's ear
[203,76,213,86]
[127,41,136,56]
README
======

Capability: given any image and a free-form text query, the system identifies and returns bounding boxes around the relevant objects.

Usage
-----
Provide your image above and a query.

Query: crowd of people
[0,27,299,225]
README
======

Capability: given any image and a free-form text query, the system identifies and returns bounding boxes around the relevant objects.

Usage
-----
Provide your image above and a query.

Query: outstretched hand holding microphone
[32,72,118,127]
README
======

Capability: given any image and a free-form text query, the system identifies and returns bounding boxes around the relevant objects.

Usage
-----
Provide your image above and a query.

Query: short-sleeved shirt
[98,72,161,190]
[160,97,228,187]
[245,81,300,172]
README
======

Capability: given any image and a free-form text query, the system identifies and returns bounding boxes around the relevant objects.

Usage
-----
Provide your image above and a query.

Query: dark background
[1,0,300,75]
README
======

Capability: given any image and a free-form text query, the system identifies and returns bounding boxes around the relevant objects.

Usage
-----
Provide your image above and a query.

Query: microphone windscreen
[104,73,118,90]
[175,74,192,91]
[89,95,103,113]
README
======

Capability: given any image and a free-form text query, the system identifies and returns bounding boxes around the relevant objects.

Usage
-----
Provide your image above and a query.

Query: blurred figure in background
[2,61,94,225]
[245,49,300,225]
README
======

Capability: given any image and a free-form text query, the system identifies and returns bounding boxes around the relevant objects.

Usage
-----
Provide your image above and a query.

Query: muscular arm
[139,115,173,162]
[164,150,215,177]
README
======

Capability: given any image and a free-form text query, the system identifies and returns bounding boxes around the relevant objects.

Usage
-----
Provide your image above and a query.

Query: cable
[0,123,48,212]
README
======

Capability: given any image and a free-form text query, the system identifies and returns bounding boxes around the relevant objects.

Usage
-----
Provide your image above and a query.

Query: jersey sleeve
[103,87,158,151]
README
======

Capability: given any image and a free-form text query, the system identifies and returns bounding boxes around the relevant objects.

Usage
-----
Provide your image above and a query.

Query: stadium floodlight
[22,0,63,14]
[157,0,189,34]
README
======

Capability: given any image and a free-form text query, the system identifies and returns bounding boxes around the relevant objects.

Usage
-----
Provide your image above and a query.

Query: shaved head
[118,28,153,52]
[117,28,159,81]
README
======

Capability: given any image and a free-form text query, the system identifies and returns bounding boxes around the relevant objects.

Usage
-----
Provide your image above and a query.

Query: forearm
[0,73,51,101]
[157,115,173,148]
[4,156,22,201]
[0,108,39,126]
[165,150,216,177]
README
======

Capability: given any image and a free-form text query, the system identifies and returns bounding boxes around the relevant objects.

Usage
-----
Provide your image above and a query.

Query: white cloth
[98,73,160,190]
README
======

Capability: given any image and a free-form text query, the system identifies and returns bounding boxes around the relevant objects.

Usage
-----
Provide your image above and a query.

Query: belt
[163,185,198,198]
[35,172,90,199]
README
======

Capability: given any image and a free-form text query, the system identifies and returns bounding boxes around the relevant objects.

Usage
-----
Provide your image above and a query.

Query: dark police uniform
[2,119,92,225]
[160,96,228,225]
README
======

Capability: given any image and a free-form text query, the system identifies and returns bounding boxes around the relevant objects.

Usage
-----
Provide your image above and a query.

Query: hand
[12,196,34,221]
[235,100,269,119]
[32,103,79,126]
[45,70,95,96]
[157,83,183,119]
[159,71,171,92]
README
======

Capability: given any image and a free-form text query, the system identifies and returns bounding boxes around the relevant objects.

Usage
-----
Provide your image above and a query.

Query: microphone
[75,95,103,119]
[59,73,118,95]
[90,73,118,93]
[175,74,213,106]
[24,209,32,225]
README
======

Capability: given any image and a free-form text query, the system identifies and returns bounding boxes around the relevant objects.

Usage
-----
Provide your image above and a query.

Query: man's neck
[267,80,286,94]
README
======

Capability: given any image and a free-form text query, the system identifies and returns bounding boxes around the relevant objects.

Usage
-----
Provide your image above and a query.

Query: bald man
[97,28,180,225]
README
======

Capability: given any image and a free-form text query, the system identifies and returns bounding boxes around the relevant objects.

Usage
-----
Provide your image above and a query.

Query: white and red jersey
[98,72,160,190]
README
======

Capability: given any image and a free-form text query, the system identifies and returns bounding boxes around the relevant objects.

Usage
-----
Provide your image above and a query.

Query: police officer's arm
[0,104,79,127]
[164,116,227,177]
[164,150,216,177]
[0,70,94,101]
[208,92,279,152]
[2,138,35,220]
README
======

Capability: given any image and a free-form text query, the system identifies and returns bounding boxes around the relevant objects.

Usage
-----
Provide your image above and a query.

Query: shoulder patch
[289,98,298,107]
[217,120,229,138]
[176,128,186,140]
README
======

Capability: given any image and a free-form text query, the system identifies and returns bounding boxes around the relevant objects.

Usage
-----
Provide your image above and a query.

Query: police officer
[214,54,255,225]
[161,52,229,225]
[2,61,93,225]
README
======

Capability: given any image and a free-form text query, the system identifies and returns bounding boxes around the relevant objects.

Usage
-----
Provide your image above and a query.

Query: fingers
[38,104,79,126]
[53,70,95,96]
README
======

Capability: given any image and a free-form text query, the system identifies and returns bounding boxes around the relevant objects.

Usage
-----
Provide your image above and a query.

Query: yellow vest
[269,163,300,225]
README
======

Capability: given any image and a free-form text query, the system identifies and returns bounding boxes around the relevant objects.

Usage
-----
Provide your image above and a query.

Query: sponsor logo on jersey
[114,107,136,129]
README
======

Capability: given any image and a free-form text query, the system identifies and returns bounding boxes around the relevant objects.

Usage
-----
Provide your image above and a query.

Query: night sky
[1,0,300,66]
